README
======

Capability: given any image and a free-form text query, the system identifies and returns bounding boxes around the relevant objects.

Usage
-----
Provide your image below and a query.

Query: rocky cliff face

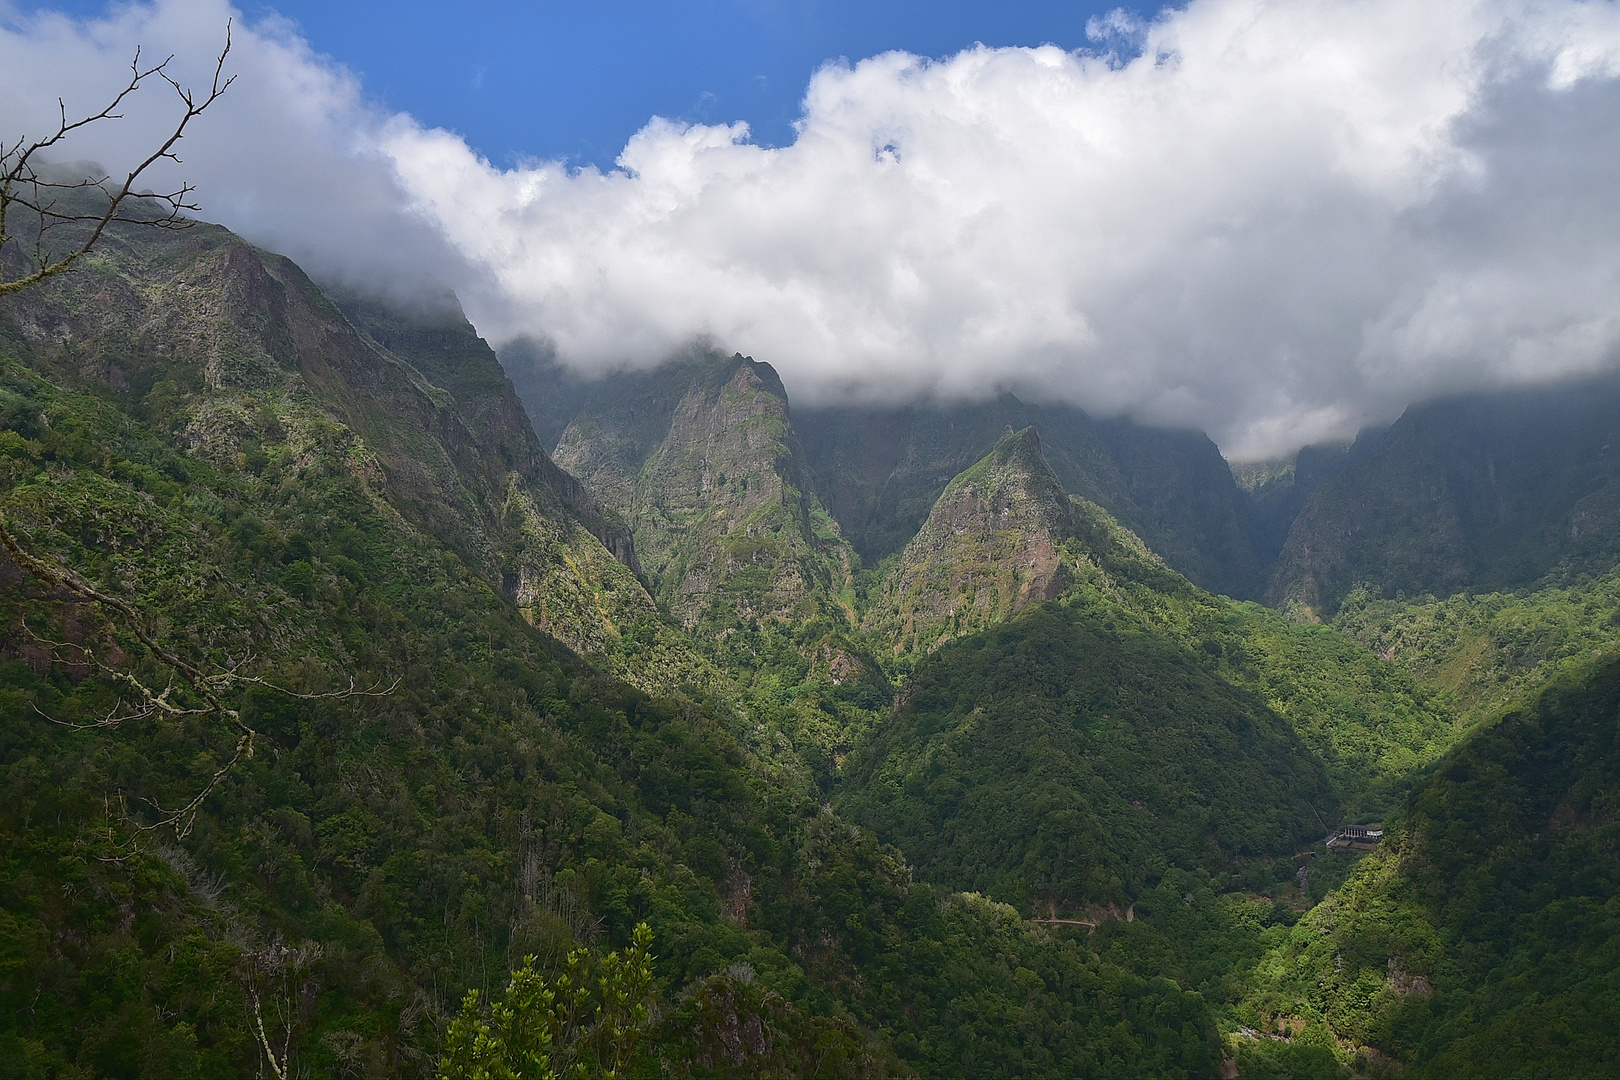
[863,427,1074,654]
[325,290,643,572]
[553,351,854,630]
[1267,375,1620,616]
[0,216,680,680]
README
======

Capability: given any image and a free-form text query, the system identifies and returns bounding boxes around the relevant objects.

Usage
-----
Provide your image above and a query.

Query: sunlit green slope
[1239,654,1620,1077]
[1334,566,1620,728]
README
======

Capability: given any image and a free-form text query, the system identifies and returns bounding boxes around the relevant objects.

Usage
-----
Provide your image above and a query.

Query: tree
[438,923,656,1080]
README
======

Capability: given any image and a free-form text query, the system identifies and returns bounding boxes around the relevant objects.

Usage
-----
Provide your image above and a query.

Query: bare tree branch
[0,21,234,297]
[0,21,393,851]
[2,513,394,842]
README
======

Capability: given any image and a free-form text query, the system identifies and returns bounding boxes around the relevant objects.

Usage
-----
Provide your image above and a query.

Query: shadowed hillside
[1269,375,1620,616]
[840,600,1339,914]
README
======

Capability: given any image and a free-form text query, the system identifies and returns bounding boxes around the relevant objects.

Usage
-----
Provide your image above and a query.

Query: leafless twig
[1,515,393,842]
[0,22,234,297]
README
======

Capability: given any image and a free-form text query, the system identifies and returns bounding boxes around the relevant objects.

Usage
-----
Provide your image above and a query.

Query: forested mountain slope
[840,600,1339,913]
[1333,564,1620,731]
[0,215,708,693]
[1269,374,1620,616]
[0,214,1245,1078]
[1240,654,1620,1076]
[840,432,1470,922]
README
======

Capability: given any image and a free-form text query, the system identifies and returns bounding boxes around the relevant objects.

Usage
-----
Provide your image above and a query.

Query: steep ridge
[324,291,642,575]
[552,351,854,631]
[793,395,1270,598]
[863,426,1074,656]
[1269,373,1620,616]
[319,286,641,573]
[546,352,887,790]
[1240,654,1620,1076]
[0,216,695,688]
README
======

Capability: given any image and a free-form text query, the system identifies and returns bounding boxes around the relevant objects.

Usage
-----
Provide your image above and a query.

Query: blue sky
[7,1,1617,456]
[21,0,1140,166]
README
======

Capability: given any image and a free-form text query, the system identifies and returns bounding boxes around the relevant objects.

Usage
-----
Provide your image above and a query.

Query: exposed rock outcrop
[863,426,1075,654]
[553,351,854,630]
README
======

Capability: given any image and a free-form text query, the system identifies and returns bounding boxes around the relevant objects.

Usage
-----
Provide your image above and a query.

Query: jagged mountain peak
[863,424,1075,654]
[944,425,1066,510]
[552,347,853,630]
[793,395,1272,598]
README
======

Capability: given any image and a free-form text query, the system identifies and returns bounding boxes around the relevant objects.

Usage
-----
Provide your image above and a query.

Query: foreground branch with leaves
[439,923,655,1080]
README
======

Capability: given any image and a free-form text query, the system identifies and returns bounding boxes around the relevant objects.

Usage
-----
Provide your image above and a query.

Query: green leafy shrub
[439,924,654,1079]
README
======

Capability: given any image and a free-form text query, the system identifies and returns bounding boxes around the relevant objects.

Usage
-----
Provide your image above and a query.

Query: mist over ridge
[5,0,1620,459]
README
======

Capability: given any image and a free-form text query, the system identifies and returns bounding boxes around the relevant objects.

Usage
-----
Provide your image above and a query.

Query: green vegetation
[0,352,1214,1077]
[1269,376,1620,615]
[1335,568,1620,727]
[840,602,1336,911]
[0,348,825,1073]
[1238,655,1620,1076]
[440,924,655,1079]
[1049,495,1461,817]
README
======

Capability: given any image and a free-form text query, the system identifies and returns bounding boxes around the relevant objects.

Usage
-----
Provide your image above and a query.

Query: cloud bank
[5,0,1620,457]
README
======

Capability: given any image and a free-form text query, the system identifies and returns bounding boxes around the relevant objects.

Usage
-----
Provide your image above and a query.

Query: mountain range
[2,207,1618,1077]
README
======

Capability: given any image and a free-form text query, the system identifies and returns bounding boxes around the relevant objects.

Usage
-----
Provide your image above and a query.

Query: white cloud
[6,0,1620,458]
[0,0,467,304]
